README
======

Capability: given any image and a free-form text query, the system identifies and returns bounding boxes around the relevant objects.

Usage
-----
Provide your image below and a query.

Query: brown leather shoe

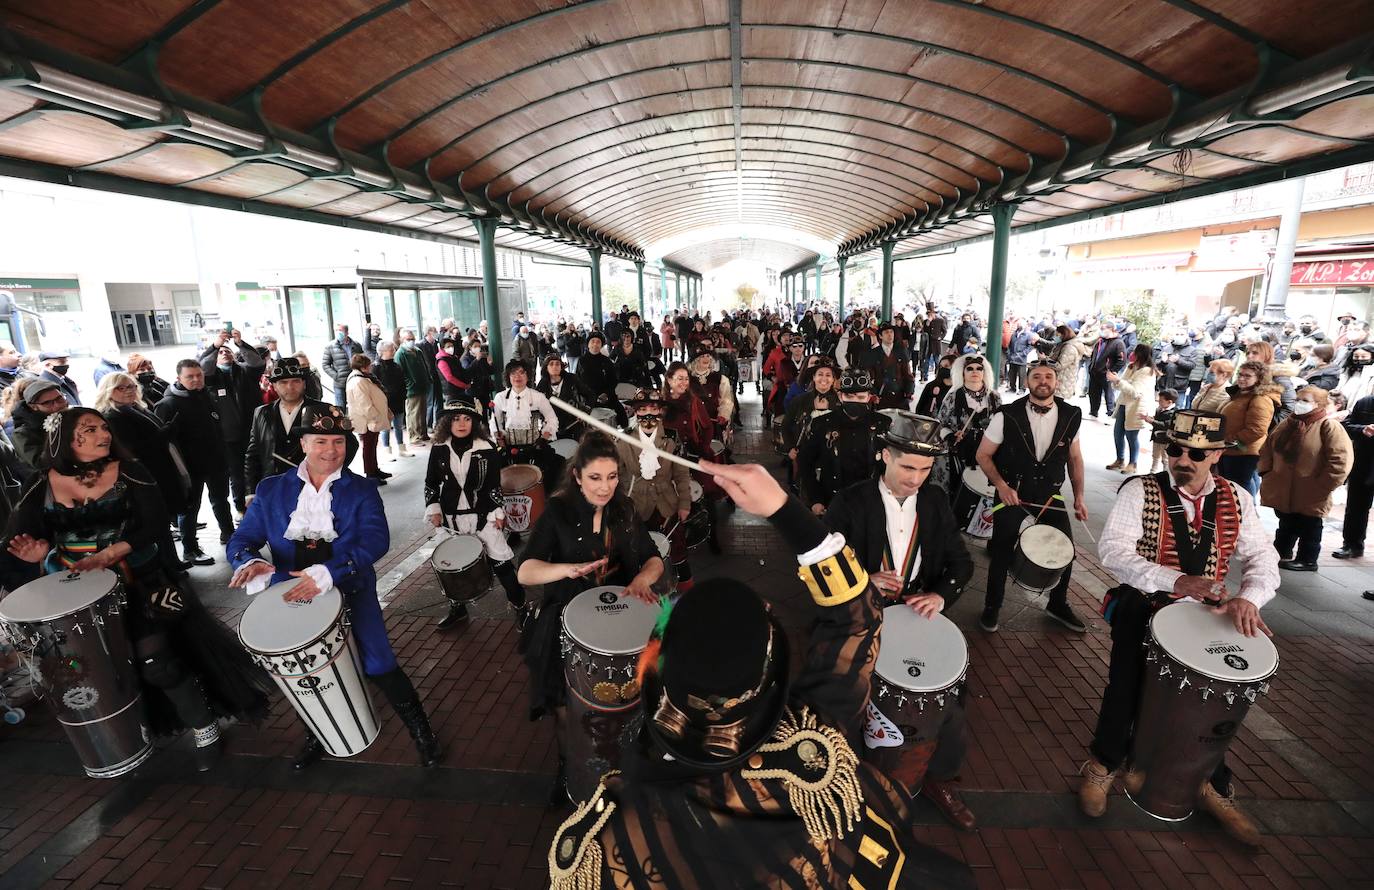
[1198,782,1262,847]
[1078,758,1117,818]
[922,779,977,831]
[1123,767,1145,796]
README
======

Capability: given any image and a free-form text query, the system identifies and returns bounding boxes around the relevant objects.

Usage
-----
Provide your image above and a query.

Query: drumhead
[1151,601,1278,682]
[0,569,119,622]
[875,606,969,692]
[614,383,640,401]
[562,586,659,656]
[689,480,704,502]
[590,407,618,425]
[649,532,670,560]
[551,438,578,459]
[432,534,484,571]
[1018,524,1074,569]
[961,466,994,497]
[238,581,343,655]
[500,463,542,493]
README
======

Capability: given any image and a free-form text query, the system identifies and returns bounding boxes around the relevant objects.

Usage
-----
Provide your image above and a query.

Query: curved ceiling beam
[594,185,888,235]
[633,211,847,245]
[476,83,1042,188]
[606,199,868,244]
[424,54,1071,170]
[119,0,224,65]
[494,107,1008,208]
[1158,0,1266,45]
[243,0,413,100]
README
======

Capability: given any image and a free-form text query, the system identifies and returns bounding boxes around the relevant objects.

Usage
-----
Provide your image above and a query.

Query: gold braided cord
[741,707,864,844]
[549,776,619,890]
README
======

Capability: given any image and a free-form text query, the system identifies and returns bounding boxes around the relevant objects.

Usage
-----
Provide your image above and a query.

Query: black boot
[162,676,219,770]
[436,601,469,629]
[293,734,325,770]
[394,696,442,767]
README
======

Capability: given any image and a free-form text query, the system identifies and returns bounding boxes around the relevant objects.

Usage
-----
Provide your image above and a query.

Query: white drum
[865,607,969,792]
[551,438,579,460]
[689,480,704,503]
[238,581,379,758]
[1010,523,1075,593]
[953,466,996,539]
[649,531,671,562]
[614,382,640,403]
[590,407,618,426]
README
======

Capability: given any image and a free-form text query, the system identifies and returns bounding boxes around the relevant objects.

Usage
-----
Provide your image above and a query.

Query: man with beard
[823,412,978,830]
[861,324,915,410]
[974,361,1089,634]
[1083,411,1277,847]
[797,368,890,515]
[950,312,979,354]
[244,358,353,500]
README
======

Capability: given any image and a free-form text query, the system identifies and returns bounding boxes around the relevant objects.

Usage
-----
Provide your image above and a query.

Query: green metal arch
[592,182,892,234]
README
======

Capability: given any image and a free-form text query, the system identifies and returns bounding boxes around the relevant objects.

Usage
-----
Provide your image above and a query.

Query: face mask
[1172,338,1187,348]
[336,332,346,342]
[637,415,660,429]
[1300,325,1312,334]
[51,364,70,376]
[840,402,869,419]
[1354,355,1372,367]
[217,363,232,372]
[1219,333,1235,345]
[404,339,415,347]
[1293,402,1316,415]
[137,371,155,384]
[1203,372,1215,384]
[1289,352,1302,362]
[270,350,281,360]
[938,368,952,381]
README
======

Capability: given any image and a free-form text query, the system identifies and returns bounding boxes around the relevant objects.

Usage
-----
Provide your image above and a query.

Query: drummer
[613,389,694,594]
[228,405,442,769]
[780,356,838,490]
[974,360,1089,634]
[515,430,664,804]
[688,346,735,447]
[422,397,528,629]
[535,354,596,441]
[931,353,1001,500]
[796,367,890,515]
[491,359,561,489]
[1083,410,1277,846]
[823,411,977,830]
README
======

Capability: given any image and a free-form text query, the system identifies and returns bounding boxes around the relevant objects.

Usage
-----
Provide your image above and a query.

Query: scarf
[637,427,660,480]
[1273,407,1327,463]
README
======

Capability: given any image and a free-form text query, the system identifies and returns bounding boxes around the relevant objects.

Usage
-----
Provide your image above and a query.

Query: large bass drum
[864,605,968,793]
[560,586,659,802]
[0,570,151,778]
[500,464,546,533]
[1129,602,1277,820]
[430,534,491,606]
[238,582,380,758]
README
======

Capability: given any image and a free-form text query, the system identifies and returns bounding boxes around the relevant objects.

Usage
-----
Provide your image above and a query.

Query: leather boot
[293,734,325,770]
[394,696,442,767]
[494,560,526,609]
[1078,758,1117,818]
[437,601,469,629]
[922,779,977,831]
[1198,782,1262,847]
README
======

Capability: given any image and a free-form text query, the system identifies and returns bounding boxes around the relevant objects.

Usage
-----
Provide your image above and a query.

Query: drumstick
[547,395,702,472]
[989,499,1100,545]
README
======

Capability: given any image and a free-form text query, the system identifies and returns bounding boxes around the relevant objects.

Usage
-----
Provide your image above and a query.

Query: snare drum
[430,534,491,606]
[500,464,546,533]
[560,586,660,801]
[648,531,676,597]
[239,581,380,758]
[0,570,152,778]
[1011,523,1074,593]
[952,467,995,539]
[864,606,969,792]
[504,424,542,447]
[1129,602,1278,820]
[590,407,618,427]
[614,382,640,403]
[551,438,579,460]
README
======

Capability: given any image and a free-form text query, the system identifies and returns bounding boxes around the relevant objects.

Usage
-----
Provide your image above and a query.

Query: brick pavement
[4,393,1374,889]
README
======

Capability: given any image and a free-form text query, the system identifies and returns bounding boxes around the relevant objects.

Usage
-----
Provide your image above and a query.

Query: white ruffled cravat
[284,463,341,542]
[638,427,661,480]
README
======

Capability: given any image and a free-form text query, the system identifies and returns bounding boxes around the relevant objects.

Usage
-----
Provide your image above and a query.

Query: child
[1145,388,1179,472]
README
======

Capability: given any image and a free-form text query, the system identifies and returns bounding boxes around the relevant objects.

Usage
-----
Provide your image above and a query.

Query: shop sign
[0,278,80,289]
[1290,258,1374,287]
[1193,230,1275,272]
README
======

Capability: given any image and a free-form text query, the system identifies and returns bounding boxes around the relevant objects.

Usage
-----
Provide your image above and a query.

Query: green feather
[652,597,675,640]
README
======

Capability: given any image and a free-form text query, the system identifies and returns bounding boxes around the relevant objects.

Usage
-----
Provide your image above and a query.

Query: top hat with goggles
[1164,410,1235,451]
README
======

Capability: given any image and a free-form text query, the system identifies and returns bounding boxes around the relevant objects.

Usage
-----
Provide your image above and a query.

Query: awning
[1290,257,1374,288]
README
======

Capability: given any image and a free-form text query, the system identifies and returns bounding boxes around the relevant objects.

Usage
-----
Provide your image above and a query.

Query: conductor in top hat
[823,411,978,830]
[1083,410,1279,845]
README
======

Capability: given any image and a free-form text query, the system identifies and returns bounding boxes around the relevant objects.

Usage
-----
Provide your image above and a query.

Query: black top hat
[440,396,485,421]
[626,388,668,409]
[1166,410,1235,450]
[837,368,875,393]
[878,410,948,456]
[295,404,353,437]
[641,580,789,771]
[267,357,307,382]
[691,346,714,361]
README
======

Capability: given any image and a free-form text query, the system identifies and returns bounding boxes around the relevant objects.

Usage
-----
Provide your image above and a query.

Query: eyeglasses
[35,395,67,408]
[1165,444,1212,462]
[113,383,137,392]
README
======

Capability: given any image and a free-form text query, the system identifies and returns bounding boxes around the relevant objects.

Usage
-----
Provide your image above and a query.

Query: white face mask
[1293,401,1316,415]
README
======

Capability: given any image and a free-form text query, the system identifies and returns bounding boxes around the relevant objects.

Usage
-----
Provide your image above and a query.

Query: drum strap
[1157,480,1216,577]
[880,514,921,586]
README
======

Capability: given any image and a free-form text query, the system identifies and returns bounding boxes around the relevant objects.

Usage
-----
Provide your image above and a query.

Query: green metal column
[675,273,682,309]
[589,247,603,329]
[815,262,823,304]
[838,257,847,318]
[801,268,809,306]
[476,217,504,370]
[880,241,895,321]
[659,266,668,313]
[985,202,1014,374]
[635,260,645,318]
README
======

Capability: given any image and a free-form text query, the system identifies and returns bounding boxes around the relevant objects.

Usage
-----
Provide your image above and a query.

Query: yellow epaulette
[798,545,869,606]
[549,774,618,890]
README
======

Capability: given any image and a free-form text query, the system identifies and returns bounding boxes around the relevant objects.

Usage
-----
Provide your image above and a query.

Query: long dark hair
[431,409,492,445]
[46,406,133,473]
[557,430,632,525]
[1128,343,1153,370]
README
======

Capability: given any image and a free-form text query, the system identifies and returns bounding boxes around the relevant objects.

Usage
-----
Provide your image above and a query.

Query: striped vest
[1134,472,1243,582]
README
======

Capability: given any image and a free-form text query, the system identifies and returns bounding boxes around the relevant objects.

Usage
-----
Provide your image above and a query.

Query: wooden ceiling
[0,0,1372,268]
[664,237,819,276]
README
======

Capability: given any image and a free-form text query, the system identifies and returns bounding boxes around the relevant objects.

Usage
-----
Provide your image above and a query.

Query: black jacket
[153,383,228,475]
[537,372,597,434]
[824,478,973,607]
[796,407,890,509]
[373,357,407,414]
[1343,396,1374,488]
[199,353,264,442]
[243,397,351,492]
[418,337,443,393]
[423,439,506,525]
[1088,337,1126,374]
[103,403,189,516]
[578,352,619,405]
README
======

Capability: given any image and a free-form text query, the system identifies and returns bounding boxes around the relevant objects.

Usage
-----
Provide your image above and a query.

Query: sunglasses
[1165,444,1212,462]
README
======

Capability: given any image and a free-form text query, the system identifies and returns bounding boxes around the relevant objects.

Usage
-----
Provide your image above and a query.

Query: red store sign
[1290,258,1374,287]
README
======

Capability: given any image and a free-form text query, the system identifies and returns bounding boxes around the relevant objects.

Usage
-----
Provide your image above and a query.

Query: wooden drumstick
[547,395,702,472]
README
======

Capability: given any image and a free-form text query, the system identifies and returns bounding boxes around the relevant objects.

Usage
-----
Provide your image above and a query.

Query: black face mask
[839,402,870,420]
[137,372,156,385]
[1300,325,1313,334]
[1353,356,1372,367]
[51,364,70,376]
[938,368,952,381]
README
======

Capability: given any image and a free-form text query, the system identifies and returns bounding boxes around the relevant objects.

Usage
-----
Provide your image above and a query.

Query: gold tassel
[549,778,618,890]
[743,707,864,845]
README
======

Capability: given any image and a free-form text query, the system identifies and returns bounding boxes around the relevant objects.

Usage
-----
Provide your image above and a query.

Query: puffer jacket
[1049,336,1089,399]
[1259,414,1352,516]
[1220,384,1282,456]
[345,370,391,433]
[1112,365,1156,432]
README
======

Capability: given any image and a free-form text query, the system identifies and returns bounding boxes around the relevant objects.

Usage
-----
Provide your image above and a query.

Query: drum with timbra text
[1128,602,1277,820]
[1011,523,1074,593]
[429,534,491,606]
[0,570,151,778]
[500,464,546,533]
[560,586,660,801]
[952,466,996,539]
[238,582,380,758]
[863,606,969,793]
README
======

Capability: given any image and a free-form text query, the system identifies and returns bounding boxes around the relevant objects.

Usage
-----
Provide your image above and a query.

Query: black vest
[992,397,1081,503]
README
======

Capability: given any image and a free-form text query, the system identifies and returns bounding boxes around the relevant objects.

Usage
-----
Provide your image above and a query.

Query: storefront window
[393,289,420,333]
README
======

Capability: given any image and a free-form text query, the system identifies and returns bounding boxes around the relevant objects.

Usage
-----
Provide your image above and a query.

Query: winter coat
[1088,336,1126,375]
[373,358,407,414]
[345,370,391,433]
[1192,383,1231,415]
[1259,414,1352,516]
[1112,365,1157,432]
[153,383,228,474]
[1342,396,1374,489]
[321,336,362,386]
[1220,384,1282,456]
[511,333,538,366]
[199,358,262,443]
[396,344,432,398]
[1049,336,1089,399]
[1303,363,1340,392]
[103,403,189,516]
[1268,361,1299,427]
[1155,344,1197,392]
[1007,330,1034,365]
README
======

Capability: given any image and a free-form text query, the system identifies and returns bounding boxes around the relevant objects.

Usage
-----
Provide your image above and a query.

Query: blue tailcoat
[228,469,395,675]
